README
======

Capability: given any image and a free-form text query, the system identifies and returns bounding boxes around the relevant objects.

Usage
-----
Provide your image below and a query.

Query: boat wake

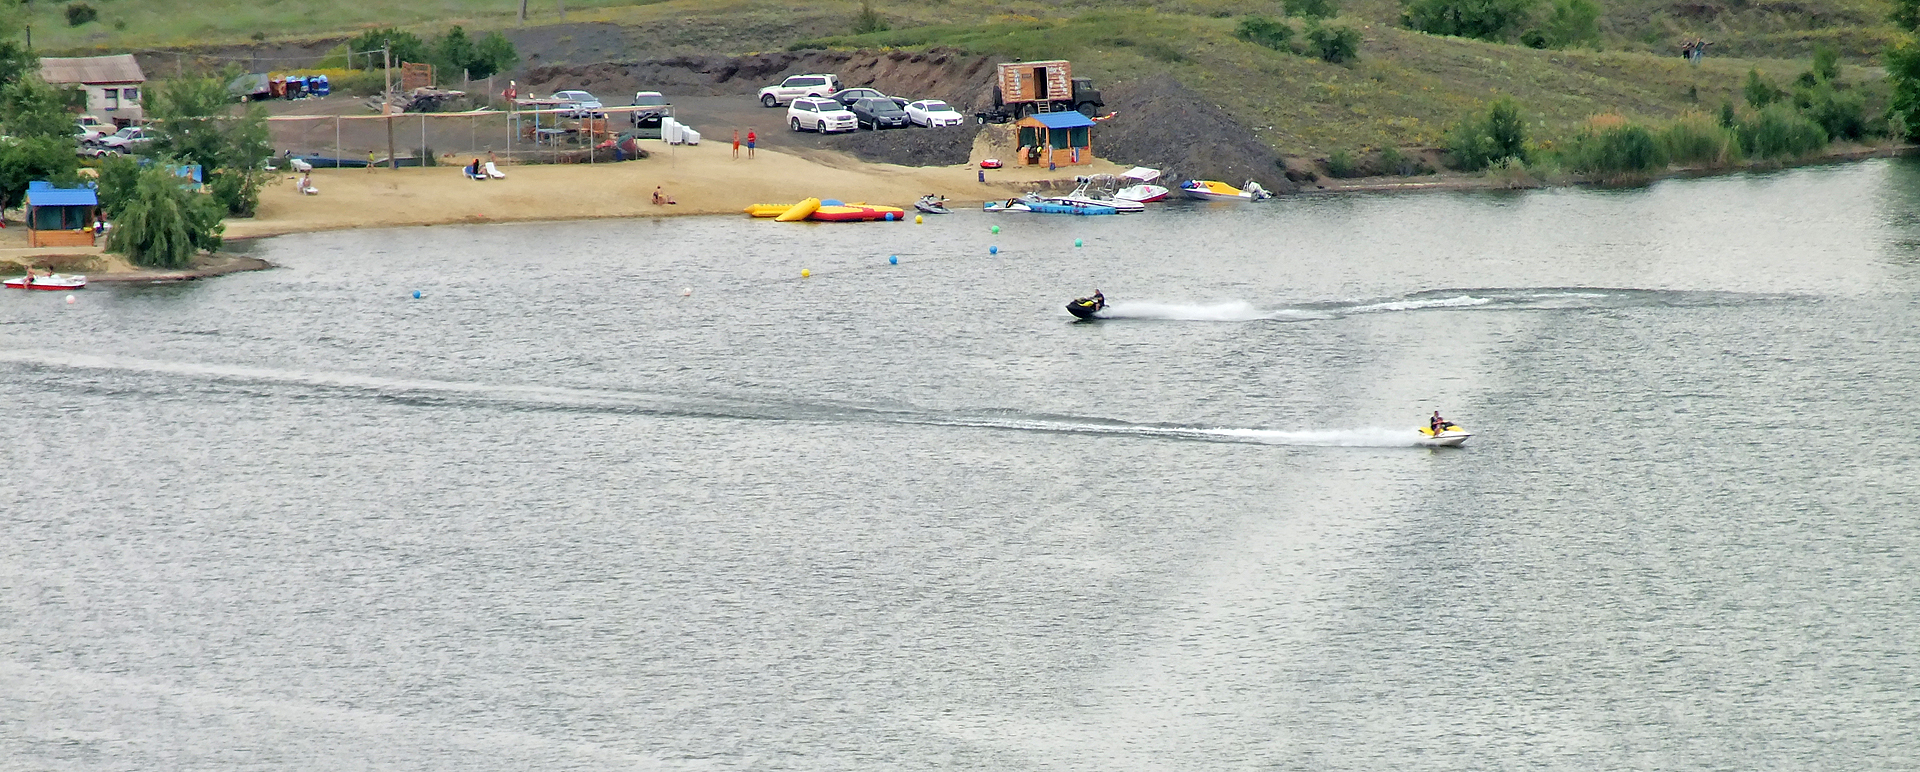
[1083,287,1763,322]
[0,350,1432,449]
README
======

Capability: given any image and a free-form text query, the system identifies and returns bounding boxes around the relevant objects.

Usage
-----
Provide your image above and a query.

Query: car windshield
[634,94,665,105]
[921,101,950,111]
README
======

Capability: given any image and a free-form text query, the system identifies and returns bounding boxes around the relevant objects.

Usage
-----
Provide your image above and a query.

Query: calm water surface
[3,160,1918,771]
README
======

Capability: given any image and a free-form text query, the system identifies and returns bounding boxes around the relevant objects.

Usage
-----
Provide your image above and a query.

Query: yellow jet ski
[1417,422,1472,447]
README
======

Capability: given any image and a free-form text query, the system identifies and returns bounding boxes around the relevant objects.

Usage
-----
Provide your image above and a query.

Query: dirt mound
[525,48,996,108]
[1095,75,1297,195]
[816,126,978,167]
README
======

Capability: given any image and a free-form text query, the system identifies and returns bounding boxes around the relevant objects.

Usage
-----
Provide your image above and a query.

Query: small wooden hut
[1015,111,1097,167]
[24,181,98,248]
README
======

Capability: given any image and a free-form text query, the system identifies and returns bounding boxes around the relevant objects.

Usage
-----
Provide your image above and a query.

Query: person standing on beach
[366,150,375,172]
[732,130,741,160]
[746,130,756,159]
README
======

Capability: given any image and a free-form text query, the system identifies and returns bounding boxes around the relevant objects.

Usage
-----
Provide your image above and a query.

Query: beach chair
[483,162,506,179]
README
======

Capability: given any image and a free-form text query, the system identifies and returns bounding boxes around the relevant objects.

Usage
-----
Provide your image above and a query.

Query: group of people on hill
[1681,36,1711,62]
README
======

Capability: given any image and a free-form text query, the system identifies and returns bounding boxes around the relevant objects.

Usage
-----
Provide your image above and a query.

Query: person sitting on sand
[466,158,485,180]
[652,186,676,205]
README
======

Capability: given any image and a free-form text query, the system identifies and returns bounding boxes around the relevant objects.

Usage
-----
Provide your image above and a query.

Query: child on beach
[746,130,756,159]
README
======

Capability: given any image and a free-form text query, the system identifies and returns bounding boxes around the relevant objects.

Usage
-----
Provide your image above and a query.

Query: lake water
[4,160,1917,771]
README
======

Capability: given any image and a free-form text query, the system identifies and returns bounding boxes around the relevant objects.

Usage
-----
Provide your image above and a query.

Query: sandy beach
[230,139,1131,240]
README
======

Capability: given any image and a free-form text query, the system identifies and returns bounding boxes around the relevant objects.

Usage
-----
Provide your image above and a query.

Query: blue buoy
[889,255,898,264]
[885,212,895,221]
[989,245,998,255]
[412,290,422,299]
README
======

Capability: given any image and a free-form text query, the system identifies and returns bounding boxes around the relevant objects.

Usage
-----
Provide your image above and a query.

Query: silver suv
[759,74,842,108]
[787,97,856,133]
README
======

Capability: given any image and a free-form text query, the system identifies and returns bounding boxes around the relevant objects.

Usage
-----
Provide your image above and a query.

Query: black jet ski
[1067,296,1105,320]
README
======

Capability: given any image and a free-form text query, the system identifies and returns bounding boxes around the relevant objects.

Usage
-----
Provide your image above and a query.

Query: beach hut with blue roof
[25,181,99,248]
[1015,111,1098,167]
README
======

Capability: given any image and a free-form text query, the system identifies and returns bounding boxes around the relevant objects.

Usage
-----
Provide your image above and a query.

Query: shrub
[1889,38,1920,140]
[1660,112,1740,166]
[1562,117,1666,176]
[1403,0,1538,41]
[1306,22,1362,63]
[349,28,430,69]
[1236,16,1295,50]
[1286,0,1339,19]
[853,1,890,34]
[1744,68,1782,109]
[1447,97,1530,170]
[1738,103,1828,160]
[65,2,97,26]
[1796,83,1869,141]
[1811,44,1840,83]
[1539,0,1600,48]
[1326,148,1360,177]
[1719,100,1737,128]
[316,44,352,70]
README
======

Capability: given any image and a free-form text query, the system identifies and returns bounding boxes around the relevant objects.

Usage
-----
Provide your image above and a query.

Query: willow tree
[105,163,225,268]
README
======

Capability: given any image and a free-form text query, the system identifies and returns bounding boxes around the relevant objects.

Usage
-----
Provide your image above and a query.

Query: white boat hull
[1416,427,1472,447]
[1115,184,1169,203]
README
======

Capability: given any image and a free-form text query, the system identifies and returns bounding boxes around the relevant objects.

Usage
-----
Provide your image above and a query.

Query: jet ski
[1417,423,1472,447]
[914,195,952,214]
[1067,295,1105,320]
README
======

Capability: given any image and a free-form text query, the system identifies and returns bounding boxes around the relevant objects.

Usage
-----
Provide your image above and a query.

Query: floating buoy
[989,245,998,255]
[412,290,422,299]
[65,295,75,304]
[681,287,693,296]
[885,212,895,221]
[801,268,811,278]
[889,255,898,265]
[1075,238,1084,247]
[914,215,923,224]
[990,225,1000,234]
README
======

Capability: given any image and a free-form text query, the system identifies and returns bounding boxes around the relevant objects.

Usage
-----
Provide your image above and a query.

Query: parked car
[850,97,910,130]
[74,115,109,142]
[906,99,965,128]
[787,97,857,133]
[629,90,672,136]
[551,90,604,118]
[90,126,154,154]
[828,87,888,110]
[759,74,842,108]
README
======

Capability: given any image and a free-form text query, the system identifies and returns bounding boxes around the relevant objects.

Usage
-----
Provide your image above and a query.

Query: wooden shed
[25,181,99,248]
[1015,111,1097,167]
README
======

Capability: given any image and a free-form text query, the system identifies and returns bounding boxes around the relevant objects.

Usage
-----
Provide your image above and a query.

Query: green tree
[1892,0,1920,31]
[0,137,79,213]
[0,77,81,140]
[104,162,225,268]
[0,41,36,88]
[349,28,430,69]
[1810,44,1840,82]
[434,26,477,81]
[1236,16,1295,50]
[1539,0,1601,48]
[1888,39,1920,139]
[471,32,519,80]
[93,154,142,218]
[1285,0,1339,19]
[1403,0,1537,41]
[1307,22,1362,63]
[147,72,272,216]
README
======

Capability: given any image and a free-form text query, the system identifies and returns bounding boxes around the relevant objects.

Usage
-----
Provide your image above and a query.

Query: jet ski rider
[1430,411,1450,433]
[1092,290,1105,310]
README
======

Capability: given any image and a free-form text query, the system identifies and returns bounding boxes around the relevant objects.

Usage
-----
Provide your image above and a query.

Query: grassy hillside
[23,0,1900,157]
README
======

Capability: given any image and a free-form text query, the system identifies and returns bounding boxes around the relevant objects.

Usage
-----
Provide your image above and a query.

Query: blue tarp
[1028,111,1096,129]
[25,181,98,207]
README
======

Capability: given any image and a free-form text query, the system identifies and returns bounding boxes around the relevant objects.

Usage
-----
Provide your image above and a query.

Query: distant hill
[38,0,1900,159]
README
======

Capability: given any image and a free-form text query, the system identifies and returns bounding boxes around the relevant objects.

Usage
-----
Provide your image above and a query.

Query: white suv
[759,74,841,108]
[788,97,856,133]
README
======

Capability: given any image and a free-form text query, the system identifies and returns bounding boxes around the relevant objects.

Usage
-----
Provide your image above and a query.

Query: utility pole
[519,0,529,23]
[384,43,396,170]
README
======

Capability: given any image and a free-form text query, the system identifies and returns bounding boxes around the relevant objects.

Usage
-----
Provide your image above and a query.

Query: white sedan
[906,99,965,127]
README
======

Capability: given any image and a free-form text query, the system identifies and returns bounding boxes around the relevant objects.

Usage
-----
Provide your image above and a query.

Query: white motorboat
[1180,179,1271,201]
[1050,177,1144,213]
[1115,183,1170,203]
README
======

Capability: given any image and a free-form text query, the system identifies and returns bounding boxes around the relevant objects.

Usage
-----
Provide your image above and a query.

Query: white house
[40,54,145,127]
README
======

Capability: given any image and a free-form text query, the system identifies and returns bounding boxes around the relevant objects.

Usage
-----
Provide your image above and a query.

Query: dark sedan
[850,97,911,129]
[829,87,888,109]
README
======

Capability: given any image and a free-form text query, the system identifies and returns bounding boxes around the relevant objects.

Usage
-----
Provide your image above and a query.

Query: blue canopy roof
[25,181,97,208]
[1028,111,1096,129]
